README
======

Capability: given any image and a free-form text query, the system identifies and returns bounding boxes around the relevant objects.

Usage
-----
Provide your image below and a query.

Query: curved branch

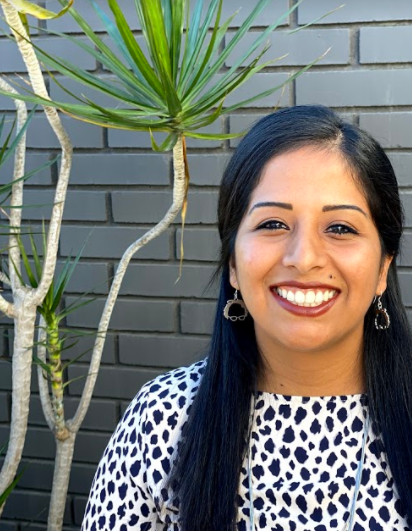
[69,136,186,432]
[0,77,25,291]
[1,1,73,308]
[36,315,55,432]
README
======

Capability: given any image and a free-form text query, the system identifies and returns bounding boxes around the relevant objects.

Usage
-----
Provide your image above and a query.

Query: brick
[0,392,9,422]
[361,26,412,64]
[27,115,103,149]
[223,0,289,27]
[112,190,218,224]
[399,272,412,306]
[298,0,412,24]
[59,331,115,364]
[229,114,265,147]
[69,153,170,186]
[0,153,53,186]
[0,15,38,35]
[60,226,171,260]
[0,425,53,459]
[180,301,215,335]
[50,0,142,33]
[68,463,96,495]
[7,190,107,222]
[17,459,53,491]
[401,193,412,228]
[119,264,217,298]
[119,334,208,367]
[388,153,412,187]
[398,233,412,267]
[2,490,70,524]
[0,522,18,531]
[0,360,12,391]
[29,395,118,432]
[176,190,218,224]
[360,113,412,149]
[74,429,112,464]
[58,261,108,295]
[50,76,123,108]
[65,297,175,332]
[73,497,88,526]
[176,228,220,261]
[110,121,222,149]
[67,365,164,400]
[296,70,412,107]
[185,121,223,149]
[35,37,96,71]
[0,41,30,74]
[225,73,290,109]
[108,127,166,148]
[226,29,350,67]
[0,76,35,111]
[187,153,230,186]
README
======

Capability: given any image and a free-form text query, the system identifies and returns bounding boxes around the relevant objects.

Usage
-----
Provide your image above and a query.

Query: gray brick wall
[1,0,412,528]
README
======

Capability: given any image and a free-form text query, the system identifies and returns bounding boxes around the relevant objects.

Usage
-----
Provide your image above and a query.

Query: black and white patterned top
[81,360,410,531]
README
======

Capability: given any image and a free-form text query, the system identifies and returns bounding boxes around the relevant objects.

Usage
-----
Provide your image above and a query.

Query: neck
[256,330,365,397]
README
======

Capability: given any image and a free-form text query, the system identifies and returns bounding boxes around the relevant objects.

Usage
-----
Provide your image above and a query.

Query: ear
[376,254,393,296]
[229,256,239,290]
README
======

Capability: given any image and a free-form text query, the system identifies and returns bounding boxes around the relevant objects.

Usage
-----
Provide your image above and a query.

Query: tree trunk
[0,298,36,515]
[70,135,186,432]
[47,431,76,531]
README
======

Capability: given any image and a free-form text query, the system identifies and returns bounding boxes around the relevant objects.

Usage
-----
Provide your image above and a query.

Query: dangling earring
[223,289,249,322]
[374,293,390,330]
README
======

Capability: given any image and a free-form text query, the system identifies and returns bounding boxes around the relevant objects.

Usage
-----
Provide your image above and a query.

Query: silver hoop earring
[223,290,249,322]
[374,294,390,330]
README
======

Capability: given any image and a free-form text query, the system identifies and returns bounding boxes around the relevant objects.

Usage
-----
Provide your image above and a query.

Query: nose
[282,225,327,273]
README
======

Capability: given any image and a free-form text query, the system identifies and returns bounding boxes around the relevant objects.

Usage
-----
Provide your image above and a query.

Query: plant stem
[46,315,68,439]
[0,299,36,514]
[47,431,76,531]
[70,135,186,432]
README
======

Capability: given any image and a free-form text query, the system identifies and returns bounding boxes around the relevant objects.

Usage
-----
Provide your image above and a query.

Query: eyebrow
[322,204,368,217]
[248,201,293,215]
[248,201,368,217]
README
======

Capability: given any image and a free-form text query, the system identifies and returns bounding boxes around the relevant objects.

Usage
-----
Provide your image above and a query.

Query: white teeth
[275,288,337,307]
[295,291,305,304]
[306,291,315,303]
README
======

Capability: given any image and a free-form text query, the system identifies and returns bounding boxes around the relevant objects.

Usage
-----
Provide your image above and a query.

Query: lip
[271,280,340,291]
[270,283,340,317]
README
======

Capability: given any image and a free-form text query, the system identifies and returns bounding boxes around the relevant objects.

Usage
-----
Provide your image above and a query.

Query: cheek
[235,237,278,280]
[339,244,381,297]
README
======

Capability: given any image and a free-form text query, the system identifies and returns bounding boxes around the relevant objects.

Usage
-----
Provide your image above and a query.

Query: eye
[326,224,358,236]
[257,220,289,231]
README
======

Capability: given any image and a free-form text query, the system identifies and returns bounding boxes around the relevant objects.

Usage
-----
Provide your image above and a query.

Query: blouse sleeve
[81,385,159,530]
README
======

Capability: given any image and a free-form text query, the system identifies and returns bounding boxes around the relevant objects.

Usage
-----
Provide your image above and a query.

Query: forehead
[251,145,369,209]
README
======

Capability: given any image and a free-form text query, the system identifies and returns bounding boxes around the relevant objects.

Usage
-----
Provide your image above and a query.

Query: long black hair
[168,105,412,530]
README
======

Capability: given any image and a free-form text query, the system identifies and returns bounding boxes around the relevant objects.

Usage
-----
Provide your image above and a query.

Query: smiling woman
[81,106,412,531]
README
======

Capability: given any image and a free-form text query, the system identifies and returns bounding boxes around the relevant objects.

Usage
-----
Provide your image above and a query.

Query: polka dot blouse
[81,360,410,530]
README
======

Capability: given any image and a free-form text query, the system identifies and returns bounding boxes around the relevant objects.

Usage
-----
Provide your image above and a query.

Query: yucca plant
[0,0,333,528]
[0,4,73,524]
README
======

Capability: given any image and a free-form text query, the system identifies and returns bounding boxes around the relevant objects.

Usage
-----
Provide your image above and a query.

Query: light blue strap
[345,413,371,531]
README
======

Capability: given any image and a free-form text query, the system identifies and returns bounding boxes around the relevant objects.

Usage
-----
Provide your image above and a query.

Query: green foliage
[0,0,326,149]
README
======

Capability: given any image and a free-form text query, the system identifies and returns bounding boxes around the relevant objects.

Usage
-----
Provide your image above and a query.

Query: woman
[81,106,412,531]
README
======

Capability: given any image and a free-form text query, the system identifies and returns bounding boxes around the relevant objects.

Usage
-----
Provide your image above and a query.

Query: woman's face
[229,145,392,355]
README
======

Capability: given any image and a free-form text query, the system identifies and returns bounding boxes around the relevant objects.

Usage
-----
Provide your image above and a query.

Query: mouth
[270,282,340,316]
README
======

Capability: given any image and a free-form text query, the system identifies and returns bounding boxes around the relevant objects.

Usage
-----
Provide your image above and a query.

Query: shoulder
[120,358,207,437]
